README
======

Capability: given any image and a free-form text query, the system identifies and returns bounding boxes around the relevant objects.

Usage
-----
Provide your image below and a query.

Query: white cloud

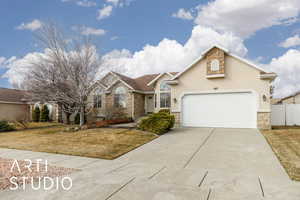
[79,26,106,36]
[195,0,300,38]
[77,0,96,7]
[61,0,96,7]
[106,0,120,6]
[2,47,101,88]
[100,25,247,78]
[3,25,247,86]
[279,34,300,48]
[97,5,113,20]
[0,57,6,66]
[16,19,43,31]
[2,52,42,87]
[106,0,132,7]
[0,56,16,68]
[110,36,119,40]
[263,49,300,98]
[172,8,194,20]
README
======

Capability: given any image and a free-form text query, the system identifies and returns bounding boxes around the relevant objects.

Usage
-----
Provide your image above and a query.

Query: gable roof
[111,72,137,90]
[0,88,30,104]
[97,71,178,92]
[278,91,300,103]
[172,45,272,80]
[147,72,178,86]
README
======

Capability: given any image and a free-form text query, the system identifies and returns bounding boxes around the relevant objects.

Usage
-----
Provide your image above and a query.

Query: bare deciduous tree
[24,23,102,126]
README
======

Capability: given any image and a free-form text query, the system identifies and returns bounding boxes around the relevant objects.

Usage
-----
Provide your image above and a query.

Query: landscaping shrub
[159,109,170,114]
[75,113,80,125]
[32,106,40,122]
[0,121,15,132]
[74,113,87,125]
[40,105,50,122]
[138,112,175,135]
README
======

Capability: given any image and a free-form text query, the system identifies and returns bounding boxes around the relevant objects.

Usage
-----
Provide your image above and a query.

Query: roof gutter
[260,73,277,81]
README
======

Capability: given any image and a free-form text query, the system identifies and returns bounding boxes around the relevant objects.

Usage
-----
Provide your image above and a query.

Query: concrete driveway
[1,128,300,199]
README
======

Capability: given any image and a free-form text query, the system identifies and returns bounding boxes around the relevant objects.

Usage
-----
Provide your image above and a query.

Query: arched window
[114,86,126,108]
[160,81,171,108]
[93,88,103,108]
[211,59,220,71]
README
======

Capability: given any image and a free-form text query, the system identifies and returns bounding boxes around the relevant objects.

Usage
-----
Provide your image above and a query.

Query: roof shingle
[0,88,30,103]
[112,72,178,92]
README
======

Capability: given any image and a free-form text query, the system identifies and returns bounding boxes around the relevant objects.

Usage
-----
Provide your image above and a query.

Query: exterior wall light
[263,94,267,102]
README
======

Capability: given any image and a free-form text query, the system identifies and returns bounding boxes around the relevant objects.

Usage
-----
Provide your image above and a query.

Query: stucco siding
[171,55,271,113]
[0,103,30,121]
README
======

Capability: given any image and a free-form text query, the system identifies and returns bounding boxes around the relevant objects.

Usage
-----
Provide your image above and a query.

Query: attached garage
[182,92,257,128]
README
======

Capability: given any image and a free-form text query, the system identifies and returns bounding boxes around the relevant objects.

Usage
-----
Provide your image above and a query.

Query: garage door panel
[182,93,257,128]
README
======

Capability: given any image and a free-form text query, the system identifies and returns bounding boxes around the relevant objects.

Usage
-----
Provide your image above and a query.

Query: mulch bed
[0,158,79,190]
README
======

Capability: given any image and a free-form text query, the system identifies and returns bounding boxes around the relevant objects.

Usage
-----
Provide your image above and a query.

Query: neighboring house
[89,45,277,129]
[30,102,59,122]
[0,88,31,121]
[277,92,300,104]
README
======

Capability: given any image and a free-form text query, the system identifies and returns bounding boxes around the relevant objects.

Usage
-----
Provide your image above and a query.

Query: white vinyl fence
[271,104,300,126]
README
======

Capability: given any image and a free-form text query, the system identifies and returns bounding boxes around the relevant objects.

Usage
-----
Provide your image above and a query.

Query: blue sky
[1,0,300,97]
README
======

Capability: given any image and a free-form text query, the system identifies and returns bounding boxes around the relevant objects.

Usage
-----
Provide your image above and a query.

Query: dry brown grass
[262,128,300,181]
[13,122,62,130]
[0,126,157,160]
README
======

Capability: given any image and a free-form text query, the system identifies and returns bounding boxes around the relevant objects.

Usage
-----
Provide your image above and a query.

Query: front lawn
[0,126,157,160]
[262,128,300,181]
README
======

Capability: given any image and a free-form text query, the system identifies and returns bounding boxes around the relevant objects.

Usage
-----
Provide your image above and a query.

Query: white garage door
[182,92,257,128]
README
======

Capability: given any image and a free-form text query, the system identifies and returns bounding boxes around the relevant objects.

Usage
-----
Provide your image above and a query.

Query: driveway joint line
[105,177,135,200]
[76,160,100,169]
[148,166,166,180]
[258,176,265,197]
[49,154,74,165]
[106,163,130,174]
[183,128,215,168]
[198,171,208,188]
[207,188,212,200]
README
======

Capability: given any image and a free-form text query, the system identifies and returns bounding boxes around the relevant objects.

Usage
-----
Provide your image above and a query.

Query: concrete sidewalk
[0,128,299,200]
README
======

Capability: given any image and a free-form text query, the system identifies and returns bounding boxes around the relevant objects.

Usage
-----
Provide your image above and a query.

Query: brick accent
[206,47,225,75]
[133,93,145,120]
[257,112,271,130]
[172,112,181,128]
[104,82,134,120]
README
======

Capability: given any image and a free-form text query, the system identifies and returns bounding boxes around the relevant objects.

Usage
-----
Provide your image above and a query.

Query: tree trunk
[65,112,71,124]
[79,106,85,126]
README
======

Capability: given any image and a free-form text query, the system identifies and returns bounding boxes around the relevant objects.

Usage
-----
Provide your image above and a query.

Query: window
[93,88,103,108]
[160,81,171,108]
[160,81,171,91]
[211,59,220,71]
[114,86,126,108]
[154,94,157,108]
[160,93,171,108]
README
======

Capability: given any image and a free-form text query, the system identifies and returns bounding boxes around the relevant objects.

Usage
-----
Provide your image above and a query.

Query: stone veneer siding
[172,112,181,128]
[206,47,225,75]
[172,111,271,130]
[257,112,271,130]
[106,91,133,119]
[133,93,145,120]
